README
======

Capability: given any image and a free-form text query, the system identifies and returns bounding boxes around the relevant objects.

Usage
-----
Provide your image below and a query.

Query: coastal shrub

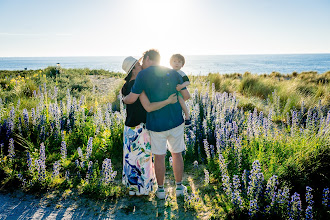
[296,84,317,96]
[0,78,12,91]
[207,73,222,91]
[239,76,275,99]
[270,71,281,77]
[20,80,38,97]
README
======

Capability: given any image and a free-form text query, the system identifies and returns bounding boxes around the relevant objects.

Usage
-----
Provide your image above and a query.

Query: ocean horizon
[1,54,330,75]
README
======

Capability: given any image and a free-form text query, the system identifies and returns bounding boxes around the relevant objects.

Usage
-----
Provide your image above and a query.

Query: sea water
[0,54,329,75]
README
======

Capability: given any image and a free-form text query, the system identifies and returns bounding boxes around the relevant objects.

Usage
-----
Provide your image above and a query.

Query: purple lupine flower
[31,108,36,125]
[17,117,22,135]
[241,169,248,191]
[204,169,209,185]
[248,199,258,217]
[305,206,313,220]
[202,120,208,139]
[101,158,117,184]
[52,160,61,178]
[40,143,46,162]
[22,109,29,127]
[203,139,210,160]
[54,86,58,99]
[75,159,80,168]
[85,161,93,182]
[40,126,45,141]
[8,138,15,158]
[16,99,20,111]
[34,143,47,181]
[265,175,278,206]
[232,175,243,209]
[85,137,93,161]
[248,160,264,200]
[17,173,27,186]
[105,111,111,128]
[322,188,329,207]
[305,186,314,206]
[169,156,173,167]
[247,112,253,138]
[288,192,302,220]
[65,170,70,181]
[61,141,67,160]
[222,174,232,198]
[291,110,298,136]
[218,153,228,176]
[277,186,290,205]
[209,144,215,158]
[77,147,83,158]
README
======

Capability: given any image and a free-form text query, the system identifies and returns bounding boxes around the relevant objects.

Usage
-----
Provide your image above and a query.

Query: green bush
[239,76,275,99]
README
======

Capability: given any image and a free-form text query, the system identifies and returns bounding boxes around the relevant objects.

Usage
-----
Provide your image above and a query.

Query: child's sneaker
[156,188,166,199]
[184,119,191,127]
[176,184,187,197]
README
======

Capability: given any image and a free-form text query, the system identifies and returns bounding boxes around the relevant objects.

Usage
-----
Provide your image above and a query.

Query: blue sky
[0,0,330,57]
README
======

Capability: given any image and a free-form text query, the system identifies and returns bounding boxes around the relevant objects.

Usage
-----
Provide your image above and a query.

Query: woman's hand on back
[167,93,178,104]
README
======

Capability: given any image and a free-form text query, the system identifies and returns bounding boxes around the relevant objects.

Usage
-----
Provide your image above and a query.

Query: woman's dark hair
[122,68,134,95]
[124,70,133,82]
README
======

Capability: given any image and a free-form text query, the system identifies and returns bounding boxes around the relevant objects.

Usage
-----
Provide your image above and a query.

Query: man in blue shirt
[123,49,191,199]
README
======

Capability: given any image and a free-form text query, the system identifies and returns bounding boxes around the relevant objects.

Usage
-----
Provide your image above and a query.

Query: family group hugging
[121,49,191,199]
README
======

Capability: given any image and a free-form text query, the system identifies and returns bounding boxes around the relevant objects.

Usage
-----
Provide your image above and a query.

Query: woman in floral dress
[121,56,177,196]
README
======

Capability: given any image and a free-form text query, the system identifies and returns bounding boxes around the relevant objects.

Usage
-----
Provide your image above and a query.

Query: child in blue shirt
[170,54,191,127]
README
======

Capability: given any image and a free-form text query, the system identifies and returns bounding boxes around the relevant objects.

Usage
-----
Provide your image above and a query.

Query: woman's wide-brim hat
[122,56,138,75]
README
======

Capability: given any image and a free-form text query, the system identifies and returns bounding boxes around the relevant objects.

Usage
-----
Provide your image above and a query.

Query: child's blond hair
[170,54,185,66]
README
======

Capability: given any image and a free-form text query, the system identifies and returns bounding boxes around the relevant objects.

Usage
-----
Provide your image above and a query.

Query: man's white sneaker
[156,188,166,199]
[176,185,187,197]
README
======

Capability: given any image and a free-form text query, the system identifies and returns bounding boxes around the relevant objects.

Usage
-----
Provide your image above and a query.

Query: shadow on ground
[0,189,198,220]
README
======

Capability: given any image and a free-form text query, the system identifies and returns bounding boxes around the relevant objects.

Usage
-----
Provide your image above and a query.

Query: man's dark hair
[170,54,185,66]
[143,49,160,64]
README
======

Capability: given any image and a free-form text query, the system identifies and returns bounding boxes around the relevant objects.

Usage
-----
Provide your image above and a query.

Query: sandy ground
[0,172,203,220]
[0,190,198,220]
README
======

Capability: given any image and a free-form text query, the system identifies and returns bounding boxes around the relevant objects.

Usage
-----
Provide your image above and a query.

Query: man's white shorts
[149,123,185,155]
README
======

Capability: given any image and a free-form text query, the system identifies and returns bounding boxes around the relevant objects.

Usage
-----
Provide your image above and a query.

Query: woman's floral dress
[122,123,154,194]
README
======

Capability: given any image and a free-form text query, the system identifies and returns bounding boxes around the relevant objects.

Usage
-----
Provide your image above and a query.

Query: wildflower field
[0,68,329,219]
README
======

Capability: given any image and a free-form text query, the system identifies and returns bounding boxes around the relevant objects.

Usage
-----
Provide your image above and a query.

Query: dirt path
[0,173,203,219]
[0,191,197,220]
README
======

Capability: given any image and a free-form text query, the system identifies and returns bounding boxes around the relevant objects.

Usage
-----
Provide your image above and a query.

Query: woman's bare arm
[139,91,177,112]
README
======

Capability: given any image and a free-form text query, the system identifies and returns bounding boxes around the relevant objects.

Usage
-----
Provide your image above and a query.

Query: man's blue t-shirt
[131,65,186,132]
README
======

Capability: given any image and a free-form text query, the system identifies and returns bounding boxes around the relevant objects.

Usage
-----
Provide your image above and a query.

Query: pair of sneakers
[155,185,187,199]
